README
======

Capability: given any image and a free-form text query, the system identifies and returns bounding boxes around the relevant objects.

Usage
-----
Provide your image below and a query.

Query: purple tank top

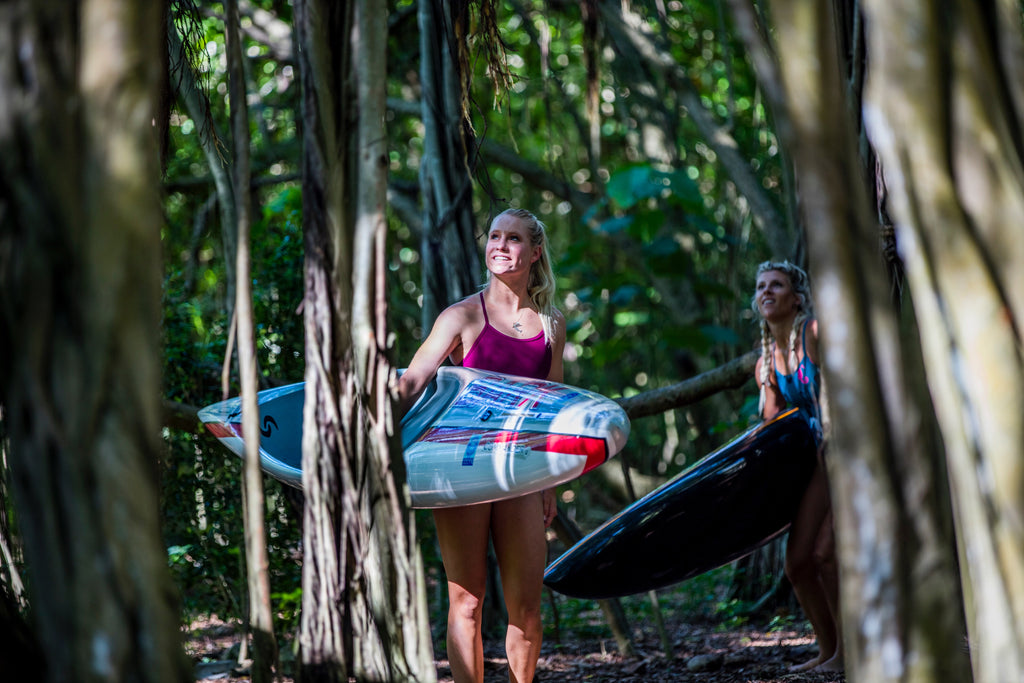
[462,293,552,379]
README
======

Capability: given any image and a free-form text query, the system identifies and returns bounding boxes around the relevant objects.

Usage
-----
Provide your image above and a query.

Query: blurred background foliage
[161,0,791,637]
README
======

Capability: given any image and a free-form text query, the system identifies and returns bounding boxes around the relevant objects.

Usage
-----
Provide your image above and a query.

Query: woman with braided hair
[752,260,842,673]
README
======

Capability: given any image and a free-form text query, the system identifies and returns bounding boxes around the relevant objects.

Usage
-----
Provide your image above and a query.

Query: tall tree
[225,0,279,679]
[0,1,191,681]
[167,4,239,319]
[733,0,1023,680]
[294,0,435,680]
[858,1,1024,680]
[417,0,482,328]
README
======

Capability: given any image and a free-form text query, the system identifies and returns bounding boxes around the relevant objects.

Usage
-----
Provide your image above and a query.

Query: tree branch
[617,350,757,419]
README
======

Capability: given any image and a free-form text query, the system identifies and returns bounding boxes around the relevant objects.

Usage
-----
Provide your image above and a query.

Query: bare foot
[789,655,823,673]
[813,653,844,672]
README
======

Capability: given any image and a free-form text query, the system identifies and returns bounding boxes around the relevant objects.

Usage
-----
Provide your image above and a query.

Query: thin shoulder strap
[800,319,810,356]
[478,292,489,325]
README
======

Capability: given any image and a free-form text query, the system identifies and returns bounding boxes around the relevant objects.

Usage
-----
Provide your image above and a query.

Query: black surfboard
[543,408,817,599]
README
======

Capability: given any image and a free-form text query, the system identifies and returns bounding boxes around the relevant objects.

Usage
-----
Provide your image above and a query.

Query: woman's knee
[814,546,837,577]
[448,585,486,624]
[505,599,543,636]
[785,549,817,584]
[787,542,835,585]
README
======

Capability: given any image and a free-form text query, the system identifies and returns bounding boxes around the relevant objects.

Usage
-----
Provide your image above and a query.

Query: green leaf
[607,165,664,208]
[596,215,633,234]
[613,310,650,327]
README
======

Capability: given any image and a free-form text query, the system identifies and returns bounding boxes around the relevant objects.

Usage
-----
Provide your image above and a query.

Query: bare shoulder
[551,307,567,347]
[798,317,823,366]
[402,295,482,398]
[806,318,820,363]
[436,294,483,328]
[552,306,566,330]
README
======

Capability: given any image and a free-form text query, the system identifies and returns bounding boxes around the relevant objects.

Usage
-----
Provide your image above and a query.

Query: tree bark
[0,440,40,682]
[616,351,756,419]
[295,0,435,680]
[760,0,973,681]
[0,1,191,681]
[225,0,279,679]
[418,0,481,328]
[860,1,1024,680]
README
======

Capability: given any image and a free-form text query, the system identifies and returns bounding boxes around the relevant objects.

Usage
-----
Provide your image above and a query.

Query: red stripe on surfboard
[418,427,606,471]
[543,434,607,472]
[205,423,237,439]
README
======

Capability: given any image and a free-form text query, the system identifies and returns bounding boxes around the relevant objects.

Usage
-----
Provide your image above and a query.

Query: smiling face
[755,269,801,322]
[485,213,541,277]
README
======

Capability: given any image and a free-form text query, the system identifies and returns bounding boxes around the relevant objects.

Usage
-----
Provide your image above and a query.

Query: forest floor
[188,613,845,683]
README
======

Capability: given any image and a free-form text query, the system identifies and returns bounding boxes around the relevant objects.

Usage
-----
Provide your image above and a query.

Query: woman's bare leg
[785,464,837,671]
[813,511,843,671]
[491,493,547,683]
[434,503,493,683]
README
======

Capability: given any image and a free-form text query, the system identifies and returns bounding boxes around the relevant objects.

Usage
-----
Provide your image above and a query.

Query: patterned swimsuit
[774,321,823,444]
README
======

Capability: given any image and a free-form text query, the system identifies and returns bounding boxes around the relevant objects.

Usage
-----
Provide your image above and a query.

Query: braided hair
[751,260,814,415]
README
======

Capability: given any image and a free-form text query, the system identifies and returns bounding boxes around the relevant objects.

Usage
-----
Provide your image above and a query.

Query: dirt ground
[188,614,845,683]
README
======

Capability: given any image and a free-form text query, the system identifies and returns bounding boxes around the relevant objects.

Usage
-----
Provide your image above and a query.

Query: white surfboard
[198,366,630,508]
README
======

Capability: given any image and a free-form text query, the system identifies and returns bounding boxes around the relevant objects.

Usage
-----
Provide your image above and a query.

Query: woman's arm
[546,309,567,383]
[542,309,568,526]
[397,306,467,416]
[805,319,820,365]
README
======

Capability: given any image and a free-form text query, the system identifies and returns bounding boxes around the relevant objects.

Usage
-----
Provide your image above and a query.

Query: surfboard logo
[261,415,279,438]
[463,434,481,466]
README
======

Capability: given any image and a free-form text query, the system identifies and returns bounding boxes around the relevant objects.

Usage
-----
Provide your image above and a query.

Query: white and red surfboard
[198,366,630,508]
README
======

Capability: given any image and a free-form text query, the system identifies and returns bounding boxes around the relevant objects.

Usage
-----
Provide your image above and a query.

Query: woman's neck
[767,315,796,346]
[487,275,531,309]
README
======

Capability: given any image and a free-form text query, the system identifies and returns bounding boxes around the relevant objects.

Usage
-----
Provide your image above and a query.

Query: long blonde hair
[752,260,814,415]
[490,208,559,344]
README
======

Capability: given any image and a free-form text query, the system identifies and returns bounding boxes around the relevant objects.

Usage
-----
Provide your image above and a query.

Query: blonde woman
[752,260,841,673]
[399,208,566,683]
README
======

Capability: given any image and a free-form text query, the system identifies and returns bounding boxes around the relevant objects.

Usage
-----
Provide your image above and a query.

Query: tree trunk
[0,1,191,681]
[295,0,435,680]
[225,0,279,679]
[859,1,1024,680]
[417,0,481,328]
[761,0,974,681]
